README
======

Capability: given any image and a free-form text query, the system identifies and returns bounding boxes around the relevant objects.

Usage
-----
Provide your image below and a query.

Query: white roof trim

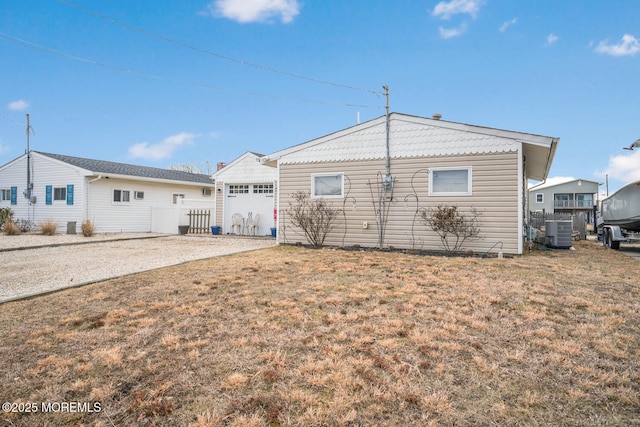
[264,112,557,165]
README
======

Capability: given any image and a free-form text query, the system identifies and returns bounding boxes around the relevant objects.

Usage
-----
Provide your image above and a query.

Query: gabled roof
[529,178,601,191]
[213,151,277,183]
[263,112,559,181]
[35,151,214,185]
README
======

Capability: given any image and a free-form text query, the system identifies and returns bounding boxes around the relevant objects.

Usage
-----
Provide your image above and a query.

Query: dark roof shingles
[36,152,214,184]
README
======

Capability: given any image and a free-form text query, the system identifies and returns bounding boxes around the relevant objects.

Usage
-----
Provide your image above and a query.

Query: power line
[0,32,383,110]
[58,0,383,96]
[0,113,26,126]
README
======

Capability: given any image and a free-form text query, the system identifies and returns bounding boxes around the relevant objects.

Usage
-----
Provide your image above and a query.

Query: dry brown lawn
[1,240,639,426]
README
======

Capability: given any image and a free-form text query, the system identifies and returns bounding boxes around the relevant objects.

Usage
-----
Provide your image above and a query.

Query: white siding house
[213,152,278,235]
[0,151,215,234]
[263,113,559,255]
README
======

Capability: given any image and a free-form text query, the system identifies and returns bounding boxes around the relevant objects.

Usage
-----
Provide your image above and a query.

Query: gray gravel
[0,233,277,303]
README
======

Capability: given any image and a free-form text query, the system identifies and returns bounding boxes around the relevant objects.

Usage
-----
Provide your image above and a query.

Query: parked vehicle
[596,180,640,249]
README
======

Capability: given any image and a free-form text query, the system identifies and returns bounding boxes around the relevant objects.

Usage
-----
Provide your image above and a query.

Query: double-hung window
[1,189,10,202]
[113,189,131,203]
[312,173,344,198]
[429,167,472,196]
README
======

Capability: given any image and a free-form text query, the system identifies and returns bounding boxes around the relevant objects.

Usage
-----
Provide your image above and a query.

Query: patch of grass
[0,240,639,426]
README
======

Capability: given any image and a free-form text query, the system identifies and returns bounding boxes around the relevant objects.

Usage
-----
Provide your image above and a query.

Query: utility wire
[0,113,26,126]
[58,0,383,96]
[0,32,383,110]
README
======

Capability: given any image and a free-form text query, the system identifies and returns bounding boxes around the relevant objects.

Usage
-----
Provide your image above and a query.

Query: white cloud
[207,0,300,24]
[432,0,484,20]
[439,24,467,39]
[598,150,640,183]
[499,18,517,33]
[128,132,198,161]
[546,33,558,45]
[595,34,640,57]
[7,100,28,111]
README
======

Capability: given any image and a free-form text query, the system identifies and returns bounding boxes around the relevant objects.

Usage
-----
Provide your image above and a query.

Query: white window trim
[253,184,274,194]
[311,173,344,198]
[1,188,11,202]
[228,185,249,194]
[536,193,544,203]
[112,188,132,204]
[53,186,67,202]
[134,191,145,200]
[172,193,186,204]
[429,167,472,196]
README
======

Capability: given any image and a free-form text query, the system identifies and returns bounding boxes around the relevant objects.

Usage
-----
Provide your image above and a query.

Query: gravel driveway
[0,234,277,303]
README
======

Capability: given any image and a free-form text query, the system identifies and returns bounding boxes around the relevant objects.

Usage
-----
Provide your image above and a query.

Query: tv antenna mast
[25,114,35,202]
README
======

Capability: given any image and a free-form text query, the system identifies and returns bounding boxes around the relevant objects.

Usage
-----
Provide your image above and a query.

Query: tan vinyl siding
[215,181,224,226]
[278,151,520,254]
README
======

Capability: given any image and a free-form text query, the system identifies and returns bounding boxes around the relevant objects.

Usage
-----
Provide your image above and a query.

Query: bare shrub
[287,191,339,248]
[0,207,13,230]
[39,219,58,236]
[3,219,21,235]
[82,220,95,237]
[14,218,34,233]
[420,204,481,254]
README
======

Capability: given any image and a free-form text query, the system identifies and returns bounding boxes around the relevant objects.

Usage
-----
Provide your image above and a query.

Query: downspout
[87,175,102,221]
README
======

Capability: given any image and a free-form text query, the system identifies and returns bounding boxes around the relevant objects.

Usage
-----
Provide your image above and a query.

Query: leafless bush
[420,204,481,254]
[0,207,13,231]
[14,218,34,233]
[82,220,95,237]
[39,219,58,236]
[287,191,339,248]
[3,219,21,235]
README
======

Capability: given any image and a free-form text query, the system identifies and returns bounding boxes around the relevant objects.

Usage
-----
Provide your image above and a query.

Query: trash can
[178,225,190,235]
[211,226,221,235]
[270,227,277,238]
[67,221,77,235]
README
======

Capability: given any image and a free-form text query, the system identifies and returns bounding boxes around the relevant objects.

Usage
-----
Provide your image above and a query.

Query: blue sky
[1,0,639,194]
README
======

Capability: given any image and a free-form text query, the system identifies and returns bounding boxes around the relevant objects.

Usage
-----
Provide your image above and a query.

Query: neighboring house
[529,178,600,224]
[0,151,215,233]
[213,151,278,235]
[262,112,559,255]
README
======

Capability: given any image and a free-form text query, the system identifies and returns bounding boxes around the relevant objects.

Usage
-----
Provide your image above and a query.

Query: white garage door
[224,183,275,235]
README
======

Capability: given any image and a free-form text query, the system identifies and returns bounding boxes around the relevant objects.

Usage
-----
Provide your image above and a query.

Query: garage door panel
[224,184,274,235]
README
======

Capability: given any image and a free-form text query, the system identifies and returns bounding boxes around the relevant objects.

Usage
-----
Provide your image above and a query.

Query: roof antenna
[383,85,390,176]
[25,114,35,202]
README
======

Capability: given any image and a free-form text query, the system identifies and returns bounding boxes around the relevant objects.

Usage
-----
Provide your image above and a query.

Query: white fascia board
[262,116,386,164]
[401,114,558,147]
[214,151,260,179]
[94,173,213,187]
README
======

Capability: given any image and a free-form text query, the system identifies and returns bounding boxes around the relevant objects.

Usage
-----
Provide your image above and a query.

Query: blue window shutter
[46,185,52,205]
[67,184,74,205]
[10,186,17,205]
